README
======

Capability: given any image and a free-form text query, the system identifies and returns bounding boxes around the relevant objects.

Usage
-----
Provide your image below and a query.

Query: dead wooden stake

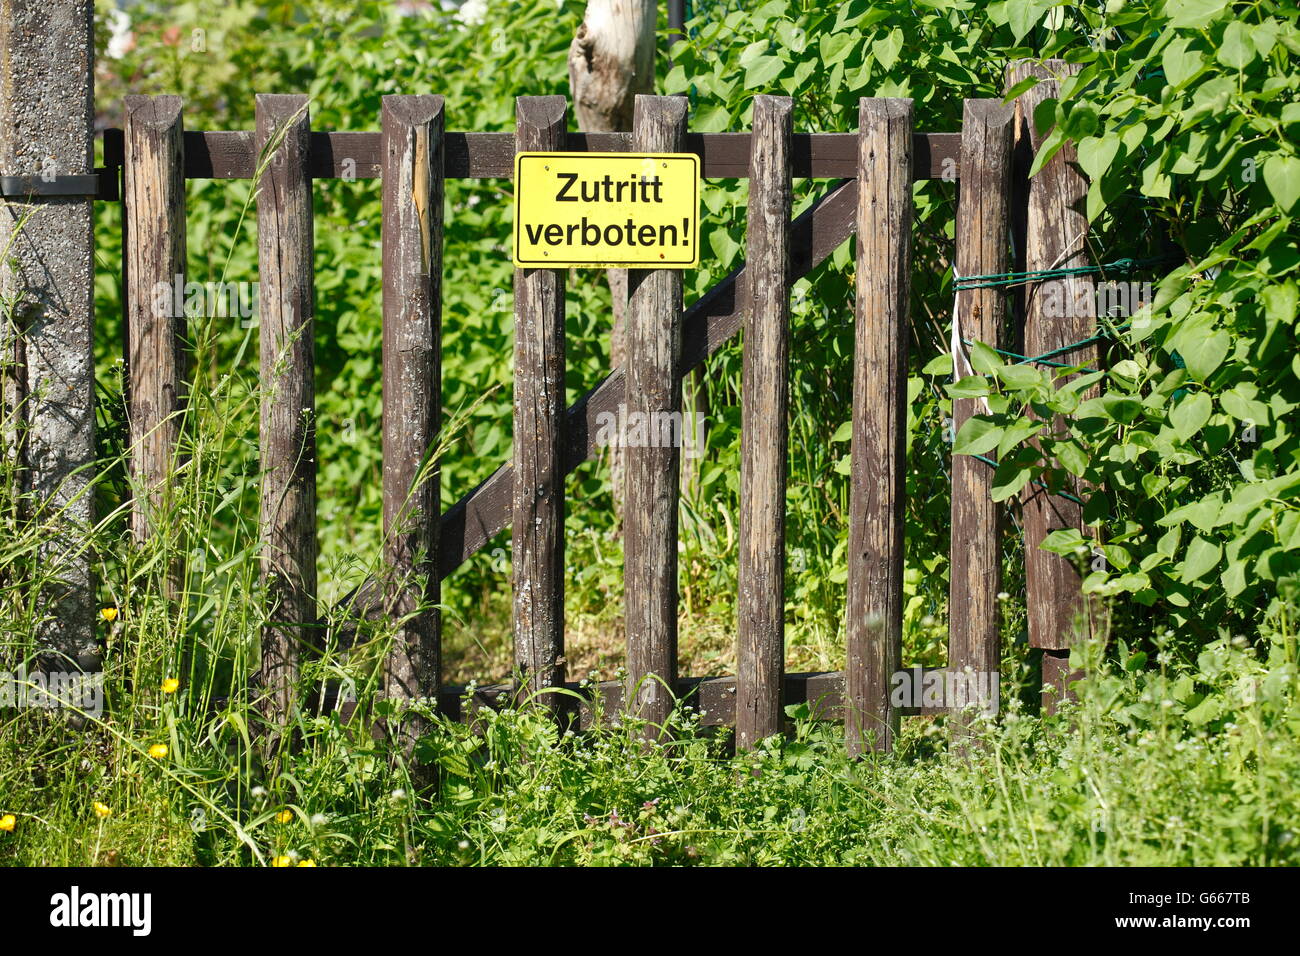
[124,95,187,602]
[1005,60,1101,713]
[624,94,688,738]
[380,94,445,762]
[736,94,793,751]
[948,98,1015,740]
[512,95,567,718]
[845,98,913,756]
[256,94,317,734]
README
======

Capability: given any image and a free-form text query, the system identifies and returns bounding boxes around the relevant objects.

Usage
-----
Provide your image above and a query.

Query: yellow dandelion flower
[271,855,292,867]
[0,814,14,832]
[161,678,179,694]
[275,809,293,824]
[148,744,168,759]
[100,607,118,622]
[93,802,112,819]
[297,859,316,867]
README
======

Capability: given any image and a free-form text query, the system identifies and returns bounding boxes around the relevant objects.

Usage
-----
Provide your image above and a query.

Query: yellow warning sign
[513,152,699,269]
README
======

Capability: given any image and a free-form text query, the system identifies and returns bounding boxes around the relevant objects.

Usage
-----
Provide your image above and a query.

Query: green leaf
[1167,0,1230,29]
[947,375,991,398]
[1180,535,1223,583]
[997,419,1044,458]
[968,341,1002,376]
[1169,392,1212,441]
[922,353,953,376]
[1100,395,1143,424]
[991,454,1037,502]
[1217,20,1257,70]
[1041,528,1089,556]
[1261,280,1298,325]
[1263,154,1300,212]
[831,421,853,443]
[873,28,903,71]
[1076,135,1120,182]
[1028,127,1068,178]
[952,416,1003,456]
[744,56,786,89]
[1056,441,1090,477]
[1178,330,1230,382]
[1006,0,1049,43]
[1161,36,1204,87]
[819,32,856,66]
[994,364,1042,390]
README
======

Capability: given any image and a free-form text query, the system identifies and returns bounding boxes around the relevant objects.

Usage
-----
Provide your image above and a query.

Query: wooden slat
[379,95,445,760]
[255,94,317,731]
[948,99,1015,734]
[123,95,187,567]
[115,130,960,181]
[511,96,567,714]
[1005,61,1100,685]
[430,177,859,585]
[624,95,688,735]
[736,95,792,750]
[845,98,913,757]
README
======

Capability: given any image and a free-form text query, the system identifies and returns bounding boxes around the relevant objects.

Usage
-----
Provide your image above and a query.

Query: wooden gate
[111,63,1094,755]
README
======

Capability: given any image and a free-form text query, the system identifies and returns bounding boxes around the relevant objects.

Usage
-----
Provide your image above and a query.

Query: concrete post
[0,0,98,672]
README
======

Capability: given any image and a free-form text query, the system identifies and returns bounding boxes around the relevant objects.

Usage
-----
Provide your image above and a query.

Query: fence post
[512,96,568,716]
[255,94,317,733]
[1005,61,1097,713]
[624,94,688,736]
[380,95,445,761]
[845,98,913,756]
[0,0,98,674]
[736,94,792,751]
[124,96,187,595]
[948,99,1015,737]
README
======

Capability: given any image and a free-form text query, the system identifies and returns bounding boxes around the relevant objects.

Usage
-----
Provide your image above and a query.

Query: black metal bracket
[0,173,117,200]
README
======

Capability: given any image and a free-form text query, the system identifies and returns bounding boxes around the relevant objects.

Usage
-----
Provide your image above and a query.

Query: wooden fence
[106,63,1094,756]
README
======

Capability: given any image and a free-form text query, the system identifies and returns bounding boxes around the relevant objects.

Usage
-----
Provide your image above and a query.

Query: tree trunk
[568,0,657,133]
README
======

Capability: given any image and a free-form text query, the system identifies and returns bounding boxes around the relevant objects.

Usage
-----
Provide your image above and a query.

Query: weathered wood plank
[380,95,445,760]
[736,95,793,751]
[255,94,317,731]
[1005,61,1100,702]
[512,96,568,714]
[124,96,187,567]
[105,130,960,181]
[845,98,913,756]
[624,95,687,735]
[948,99,1016,734]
